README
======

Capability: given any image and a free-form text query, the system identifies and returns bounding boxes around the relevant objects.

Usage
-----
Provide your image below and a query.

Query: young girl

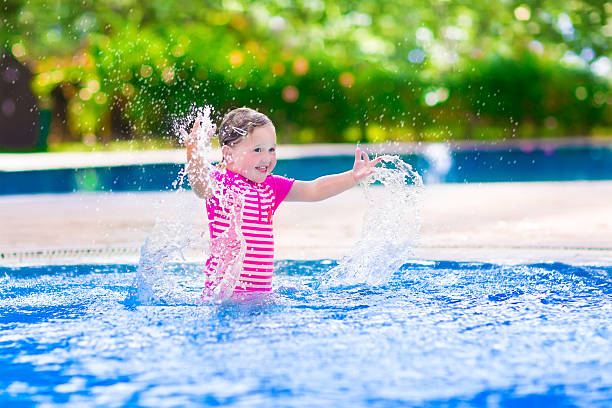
[183,107,381,299]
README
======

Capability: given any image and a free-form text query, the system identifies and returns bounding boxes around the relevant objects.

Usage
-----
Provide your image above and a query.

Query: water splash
[203,189,248,301]
[422,143,452,183]
[175,104,218,193]
[131,105,219,305]
[174,105,216,149]
[132,105,249,304]
[131,192,208,305]
[320,155,424,287]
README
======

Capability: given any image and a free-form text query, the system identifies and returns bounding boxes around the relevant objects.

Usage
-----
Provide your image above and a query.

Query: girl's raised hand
[180,116,216,151]
[182,116,217,199]
[352,147,383,183]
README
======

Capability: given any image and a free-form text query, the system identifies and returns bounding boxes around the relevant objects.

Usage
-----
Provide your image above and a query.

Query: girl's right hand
[182,115,217,199]
[180,116,216,150]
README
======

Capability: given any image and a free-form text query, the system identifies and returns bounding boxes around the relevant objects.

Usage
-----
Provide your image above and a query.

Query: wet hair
[218,107,273,146]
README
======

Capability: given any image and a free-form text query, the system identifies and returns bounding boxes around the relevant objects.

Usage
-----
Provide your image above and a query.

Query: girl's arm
[285,148,382,202]
[182,117,216,199]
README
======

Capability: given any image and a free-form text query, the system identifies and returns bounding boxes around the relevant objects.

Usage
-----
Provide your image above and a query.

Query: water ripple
[0,261,611,407]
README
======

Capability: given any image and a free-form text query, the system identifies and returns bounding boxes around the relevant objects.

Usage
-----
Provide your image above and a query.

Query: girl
[183,107,381,299]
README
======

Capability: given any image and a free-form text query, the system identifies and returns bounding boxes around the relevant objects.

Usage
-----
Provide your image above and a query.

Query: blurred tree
[1,0,610,148]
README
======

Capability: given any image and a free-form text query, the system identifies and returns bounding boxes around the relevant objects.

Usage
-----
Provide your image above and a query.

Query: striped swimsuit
[204,169,294,295]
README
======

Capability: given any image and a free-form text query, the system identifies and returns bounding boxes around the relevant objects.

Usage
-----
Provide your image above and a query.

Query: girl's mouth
[255,165,268,173]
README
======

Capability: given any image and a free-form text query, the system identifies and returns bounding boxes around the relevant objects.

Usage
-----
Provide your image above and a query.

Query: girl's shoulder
[265,174,295,206]
[265,173,294,188]
[210,167,240,187]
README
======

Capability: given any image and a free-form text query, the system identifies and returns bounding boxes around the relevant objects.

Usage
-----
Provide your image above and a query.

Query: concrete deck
[2,181,611,266]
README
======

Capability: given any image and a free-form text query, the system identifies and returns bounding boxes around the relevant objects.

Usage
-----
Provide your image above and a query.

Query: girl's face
[223,124,277,183]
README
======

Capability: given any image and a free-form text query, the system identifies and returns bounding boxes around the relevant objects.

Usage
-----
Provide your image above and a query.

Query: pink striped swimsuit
[204,169,294,294]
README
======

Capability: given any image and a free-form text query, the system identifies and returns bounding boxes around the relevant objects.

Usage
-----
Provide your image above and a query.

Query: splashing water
[202,188,248,301]
[182,106,250,301]
[422,143,452,183]
[132,106,218,305]
[133,105,250,304]
[320,155,424,287]
[132,195,207,305]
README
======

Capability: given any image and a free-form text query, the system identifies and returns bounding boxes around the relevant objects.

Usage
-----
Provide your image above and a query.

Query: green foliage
[448,54,610,138]
[1,0,611,149]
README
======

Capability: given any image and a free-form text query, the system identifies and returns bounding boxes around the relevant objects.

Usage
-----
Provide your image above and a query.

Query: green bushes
[448,55,611,139]
[23,36,612,146]
[95,48,608,144]
[2,0,610,149]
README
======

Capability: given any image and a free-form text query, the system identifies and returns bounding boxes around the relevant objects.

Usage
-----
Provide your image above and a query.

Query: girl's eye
[269,147,275,153]
[254,148,262,153]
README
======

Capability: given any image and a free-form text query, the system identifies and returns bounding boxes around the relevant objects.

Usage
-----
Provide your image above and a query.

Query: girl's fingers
[354,147,362,163]
[355,147,382,174]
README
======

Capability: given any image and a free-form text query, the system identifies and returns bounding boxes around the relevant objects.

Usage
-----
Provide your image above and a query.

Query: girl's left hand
[352,147,383,183]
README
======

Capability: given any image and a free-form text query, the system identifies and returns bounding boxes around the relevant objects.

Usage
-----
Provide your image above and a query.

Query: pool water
[1,260,611,407]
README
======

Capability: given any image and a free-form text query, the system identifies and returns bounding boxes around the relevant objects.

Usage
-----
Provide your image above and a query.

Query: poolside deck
[2,180,611,266]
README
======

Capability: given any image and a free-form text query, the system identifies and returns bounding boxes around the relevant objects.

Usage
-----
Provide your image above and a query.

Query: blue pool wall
[1,145,611,195]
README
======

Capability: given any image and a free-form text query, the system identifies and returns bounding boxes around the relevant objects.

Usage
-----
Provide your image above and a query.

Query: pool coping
[2,244,611,268]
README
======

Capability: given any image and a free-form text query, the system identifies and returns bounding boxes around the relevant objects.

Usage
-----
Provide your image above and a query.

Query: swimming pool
[1,260,610,407]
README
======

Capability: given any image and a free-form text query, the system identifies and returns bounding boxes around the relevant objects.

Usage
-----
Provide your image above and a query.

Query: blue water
[1,260,611,407]
[2,145,611,194]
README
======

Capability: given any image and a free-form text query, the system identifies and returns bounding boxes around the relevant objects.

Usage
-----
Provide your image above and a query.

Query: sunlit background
[1,0,611,151]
